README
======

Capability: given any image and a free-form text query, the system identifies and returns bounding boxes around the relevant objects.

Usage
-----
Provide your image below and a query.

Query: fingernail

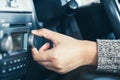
[32,48,38,53]
[32,47,37,51]
[31,30,37,34]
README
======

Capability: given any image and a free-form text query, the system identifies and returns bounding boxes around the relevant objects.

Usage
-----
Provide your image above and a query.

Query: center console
[0,0,36,80]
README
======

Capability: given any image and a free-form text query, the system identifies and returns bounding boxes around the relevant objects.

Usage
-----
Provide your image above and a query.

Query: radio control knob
[28,34,35,48]
[0,35,13,53]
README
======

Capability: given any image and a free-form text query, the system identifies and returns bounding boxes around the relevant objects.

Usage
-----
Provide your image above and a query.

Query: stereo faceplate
[0,0,35,80]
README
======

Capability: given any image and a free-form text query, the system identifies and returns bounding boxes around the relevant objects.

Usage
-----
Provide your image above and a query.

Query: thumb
[31,28,63,44]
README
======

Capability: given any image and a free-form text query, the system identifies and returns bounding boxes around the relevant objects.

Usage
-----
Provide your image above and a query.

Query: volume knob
[0,35,13,53]
[28,34,35,48]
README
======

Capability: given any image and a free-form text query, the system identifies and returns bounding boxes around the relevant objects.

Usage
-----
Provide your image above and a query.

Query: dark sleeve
[96,39,120,73]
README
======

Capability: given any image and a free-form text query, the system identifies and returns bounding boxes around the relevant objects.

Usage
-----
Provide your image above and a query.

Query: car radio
[0,0,36,80]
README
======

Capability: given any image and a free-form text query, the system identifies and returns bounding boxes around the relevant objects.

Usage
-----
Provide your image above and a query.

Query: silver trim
[0,30,4,38]
[76,0,100,7]
[60,0,71,6]
[115,0,120,11]
[0,54,3,60]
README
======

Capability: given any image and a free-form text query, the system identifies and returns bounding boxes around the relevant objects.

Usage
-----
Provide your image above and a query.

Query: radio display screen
[11,33,24,52]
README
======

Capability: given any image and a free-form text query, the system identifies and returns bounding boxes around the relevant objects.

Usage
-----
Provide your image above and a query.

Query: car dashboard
[0,0,120,80]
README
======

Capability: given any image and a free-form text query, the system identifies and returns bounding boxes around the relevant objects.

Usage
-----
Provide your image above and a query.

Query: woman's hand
[31,28,97,74]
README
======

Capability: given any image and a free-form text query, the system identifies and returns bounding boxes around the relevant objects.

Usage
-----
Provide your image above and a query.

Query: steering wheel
[101,0,120,39]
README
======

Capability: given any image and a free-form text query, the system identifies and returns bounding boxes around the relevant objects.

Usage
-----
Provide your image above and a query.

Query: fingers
[32,48,50,61]
[32,47,60,72]
[31,28,62,44]
[39,42,50,51]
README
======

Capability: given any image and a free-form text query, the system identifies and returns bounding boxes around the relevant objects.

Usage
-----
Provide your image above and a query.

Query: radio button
[26,22,32,27]
[17,59,21,62]
[8,68,12,72]
[3,53,7,57]
[14,60,17,63]
[3,61,7,66]
[20,65,23,68]
[2,23,10,28]
[10,61,13,64]
[21,58,24,61]
[2,69,6,74]
[23,64,26,67]
[24,57,27,60]
[12,67,16,70]
[17,66,20,69]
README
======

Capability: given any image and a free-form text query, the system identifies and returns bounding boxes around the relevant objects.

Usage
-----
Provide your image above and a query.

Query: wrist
[83,41,98,66]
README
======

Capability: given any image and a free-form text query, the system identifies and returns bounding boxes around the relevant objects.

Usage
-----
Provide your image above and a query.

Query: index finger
[31,28,63,44]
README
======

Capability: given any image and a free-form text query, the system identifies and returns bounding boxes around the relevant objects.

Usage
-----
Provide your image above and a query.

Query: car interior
[0,0,120,80]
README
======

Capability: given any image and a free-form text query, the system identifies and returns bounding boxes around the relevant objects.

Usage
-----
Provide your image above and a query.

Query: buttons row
[3,57,27,66]
[2,64,26,74]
